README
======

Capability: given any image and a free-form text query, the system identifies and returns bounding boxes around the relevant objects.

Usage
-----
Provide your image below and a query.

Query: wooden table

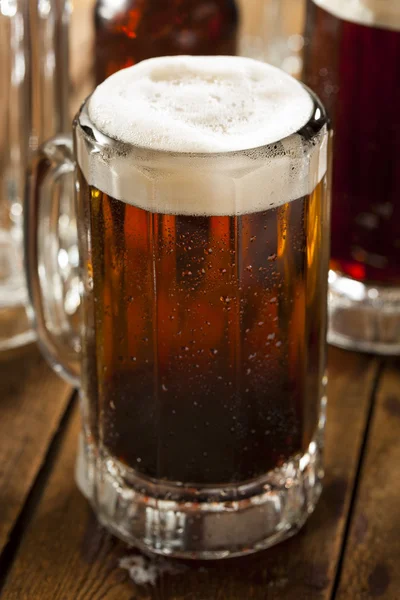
[0,344,399,599]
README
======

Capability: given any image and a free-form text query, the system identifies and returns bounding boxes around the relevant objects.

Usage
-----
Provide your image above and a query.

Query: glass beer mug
[26,56,331,558]
[303,0,400,353]
[0,0,69,351]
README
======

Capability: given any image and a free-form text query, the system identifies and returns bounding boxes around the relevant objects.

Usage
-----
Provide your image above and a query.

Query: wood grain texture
[1,348,379,600]
[0,344,72,556]
[336,360,400,600]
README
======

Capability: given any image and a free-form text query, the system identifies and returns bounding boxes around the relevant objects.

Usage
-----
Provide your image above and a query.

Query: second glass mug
[303,0,400,354]
[26,57,331,559]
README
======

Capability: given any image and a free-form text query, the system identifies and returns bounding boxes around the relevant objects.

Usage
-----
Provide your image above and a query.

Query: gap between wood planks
[0,393,77,594]
[330,359,386,599]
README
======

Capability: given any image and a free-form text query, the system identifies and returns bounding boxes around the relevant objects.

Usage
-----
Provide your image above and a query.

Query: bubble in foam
[312,0,400,31]
[88,55,314,153]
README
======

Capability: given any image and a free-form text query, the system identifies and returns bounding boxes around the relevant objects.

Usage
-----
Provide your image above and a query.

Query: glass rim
[74,84,329,161]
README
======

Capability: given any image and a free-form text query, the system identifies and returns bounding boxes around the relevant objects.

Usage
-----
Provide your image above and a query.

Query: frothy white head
[88,56,313,153]
[313,0,400,31]
[78,56,328,216]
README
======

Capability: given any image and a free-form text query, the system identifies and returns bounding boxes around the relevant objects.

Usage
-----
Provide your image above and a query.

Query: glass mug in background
[0,0,70,351]
[303,0,400,354]
[26,56,331,558]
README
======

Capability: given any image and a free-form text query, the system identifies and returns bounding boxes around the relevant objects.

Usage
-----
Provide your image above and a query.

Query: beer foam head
[88,56,314,153]
[312,0,400,31]
[78,56,328,216]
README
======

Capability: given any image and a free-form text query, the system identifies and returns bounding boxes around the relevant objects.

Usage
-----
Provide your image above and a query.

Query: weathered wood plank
[336,361,400,600]
[0,344,72,557]
[1,348,379,599]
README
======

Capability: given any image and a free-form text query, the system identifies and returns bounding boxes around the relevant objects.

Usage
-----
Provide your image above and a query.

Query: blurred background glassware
[303,0,400,354]
[239,0,306,79]
[0,0,70,351]
[93,0,239,84]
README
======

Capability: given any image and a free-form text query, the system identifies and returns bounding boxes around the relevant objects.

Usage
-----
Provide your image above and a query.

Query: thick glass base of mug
[76,422,325,560]
[328,271,400,355]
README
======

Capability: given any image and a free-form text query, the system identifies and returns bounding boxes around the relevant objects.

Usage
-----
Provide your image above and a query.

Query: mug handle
[25,134,81,386]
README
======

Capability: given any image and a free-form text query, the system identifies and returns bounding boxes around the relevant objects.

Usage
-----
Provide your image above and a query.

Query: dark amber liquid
[94,0,239,84]
[77,171,327,484]
[303,2,400,285]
